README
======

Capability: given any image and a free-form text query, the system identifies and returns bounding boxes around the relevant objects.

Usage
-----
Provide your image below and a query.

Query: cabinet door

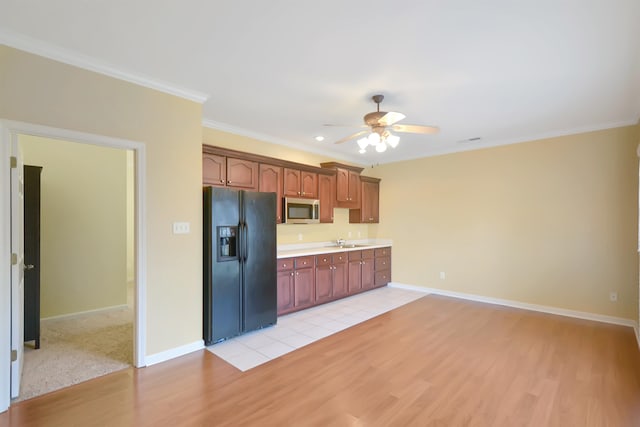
[203,153,226,186]
[283,168,301,197]
[277,270,294,314]
[362,180,379,223]
[318,174,335,223]
[300,171,318,199]
[259,164,283,223]
[361,257,375,289]
[348,171,361,204]
[332,262,348,298]
[336,168,350,202]
[348,259,362,294]
[294,267,315,308]
[315,265,333,303]
[226,158,258,190]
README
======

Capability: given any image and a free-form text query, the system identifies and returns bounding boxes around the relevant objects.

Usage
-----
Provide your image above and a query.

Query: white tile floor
[206,286,425,371]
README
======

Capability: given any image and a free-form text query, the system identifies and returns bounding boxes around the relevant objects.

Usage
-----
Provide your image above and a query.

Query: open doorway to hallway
[14,134,135,401]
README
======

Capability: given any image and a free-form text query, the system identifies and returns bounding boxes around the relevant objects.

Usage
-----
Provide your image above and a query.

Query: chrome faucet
[336,238,346,246]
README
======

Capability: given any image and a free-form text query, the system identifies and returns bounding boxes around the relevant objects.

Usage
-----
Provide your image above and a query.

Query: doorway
[17,134,132,401]
[0,120,147,410]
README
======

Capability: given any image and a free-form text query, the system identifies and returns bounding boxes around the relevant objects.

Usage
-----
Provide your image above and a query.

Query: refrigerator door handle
[238,221,245,261]
[243,222,249,262]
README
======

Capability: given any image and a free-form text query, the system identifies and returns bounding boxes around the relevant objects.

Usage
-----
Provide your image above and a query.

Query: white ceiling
[1,1,639,165]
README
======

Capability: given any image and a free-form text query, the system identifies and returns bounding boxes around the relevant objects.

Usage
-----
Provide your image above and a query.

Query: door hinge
[11,253,17,265]
[11,349,17,362]
[10,156,17,169]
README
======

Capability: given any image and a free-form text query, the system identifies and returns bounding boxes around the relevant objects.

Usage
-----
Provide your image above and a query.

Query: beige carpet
[15,306,133,402]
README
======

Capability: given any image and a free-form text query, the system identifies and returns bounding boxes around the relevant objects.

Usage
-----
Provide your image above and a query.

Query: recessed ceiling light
[314,136,325,142]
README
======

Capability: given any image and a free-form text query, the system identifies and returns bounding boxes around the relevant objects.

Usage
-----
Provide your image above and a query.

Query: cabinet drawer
[333,252,347,264]
[277,259,294,271]
[375,256,391,270]
[374,247,391,257]
[316,254,332,266]
[348,250,362,261]
[374,269,391,286]
[295,256,314,269]
[362,249,375,259]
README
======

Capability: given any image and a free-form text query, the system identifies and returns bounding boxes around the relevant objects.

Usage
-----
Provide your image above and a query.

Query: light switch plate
[173,222,190,234]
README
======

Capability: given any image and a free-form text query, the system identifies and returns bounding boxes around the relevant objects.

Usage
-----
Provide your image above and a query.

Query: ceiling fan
[327,94,439,153]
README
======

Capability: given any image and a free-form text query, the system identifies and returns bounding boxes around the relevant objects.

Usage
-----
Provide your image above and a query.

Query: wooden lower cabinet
[315,252,348,304]
[277,256,315,315]
[277,247,391,315]
[374,247,391,287]
[348,249,374,294]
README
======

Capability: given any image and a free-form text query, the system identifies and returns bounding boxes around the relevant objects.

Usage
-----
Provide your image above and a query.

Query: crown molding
[0,29,209,104]
[202,118,364,165]
[382,118,640,165]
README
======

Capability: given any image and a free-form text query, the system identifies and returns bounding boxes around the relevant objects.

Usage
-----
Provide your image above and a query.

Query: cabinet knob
[297,191,301,195]
[227,180,231,184]
[219,179,224,183]
[296,272,299,276]
[283,263,287,268]
[290,272,294,276]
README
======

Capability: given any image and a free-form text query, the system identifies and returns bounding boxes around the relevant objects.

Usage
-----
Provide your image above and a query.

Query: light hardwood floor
[2,294,639,426]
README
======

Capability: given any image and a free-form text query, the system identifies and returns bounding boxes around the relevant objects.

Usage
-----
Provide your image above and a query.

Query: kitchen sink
[326,244,371,249]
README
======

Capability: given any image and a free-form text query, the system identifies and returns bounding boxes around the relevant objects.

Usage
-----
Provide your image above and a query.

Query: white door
[10,139,24,398]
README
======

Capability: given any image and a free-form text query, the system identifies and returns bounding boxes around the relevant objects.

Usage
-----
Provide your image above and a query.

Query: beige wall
[0,46,203,355]
[202,127,372,244]
[20,135,127,318]
[369,126,639,320]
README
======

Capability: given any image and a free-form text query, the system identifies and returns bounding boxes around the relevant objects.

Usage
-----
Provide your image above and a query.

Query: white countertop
[277,239,392,259]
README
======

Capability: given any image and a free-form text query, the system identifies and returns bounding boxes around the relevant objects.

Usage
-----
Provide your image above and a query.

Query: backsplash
[277,208,370,245]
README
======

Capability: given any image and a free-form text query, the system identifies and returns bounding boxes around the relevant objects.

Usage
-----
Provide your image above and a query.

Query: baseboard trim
[41,304,129,321]
[389,282,637,328]
[145,340,205,367]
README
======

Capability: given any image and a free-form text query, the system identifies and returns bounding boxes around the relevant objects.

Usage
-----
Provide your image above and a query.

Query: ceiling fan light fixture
[386,133,400,148]
[368,132,380,145]
[357,137,369,150]
[375,142,387,153]
[358,148,367,154]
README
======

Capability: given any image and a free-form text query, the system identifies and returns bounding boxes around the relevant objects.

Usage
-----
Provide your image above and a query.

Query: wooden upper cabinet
[203,153,226,187]
[284,168,318,199]
[259,164,283,223]
[283,168,301,197]
[349,176,380,223]
[336,168,360,206]
[202,152,257,190]
[320,162,363,208]
[226,157,258,190]
[318,173,335,223]
[301,171,318,198]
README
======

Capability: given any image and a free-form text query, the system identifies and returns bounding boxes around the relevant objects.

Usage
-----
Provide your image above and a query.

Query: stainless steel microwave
[284,197,320,224]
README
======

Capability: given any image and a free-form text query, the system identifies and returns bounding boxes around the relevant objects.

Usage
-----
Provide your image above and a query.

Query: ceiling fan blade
[323,123,368,128]
[334,130,369,144]
[377,111,406,126]
[391,124,440,134]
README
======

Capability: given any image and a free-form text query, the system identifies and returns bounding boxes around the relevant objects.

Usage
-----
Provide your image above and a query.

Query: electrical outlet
[609,291,618,302]
[348,231,352,238]
[439,272,446,280]
[172,222,190,234]
[297,233,303,241]
[357,231,361,238]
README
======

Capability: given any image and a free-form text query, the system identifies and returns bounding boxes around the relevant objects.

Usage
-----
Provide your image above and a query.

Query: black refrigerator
[203,187,277,345]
